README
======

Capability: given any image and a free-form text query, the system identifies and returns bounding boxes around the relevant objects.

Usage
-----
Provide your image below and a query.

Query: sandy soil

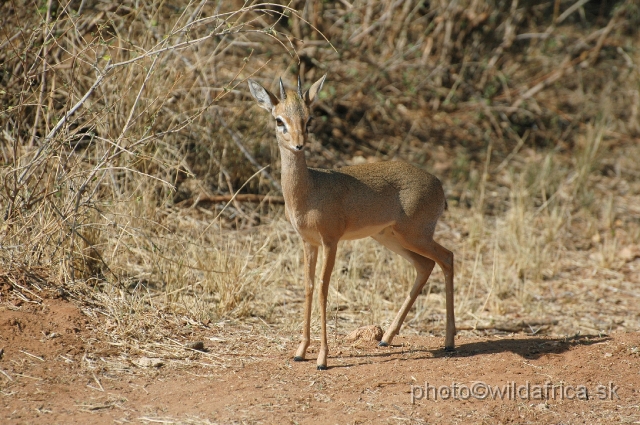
[1,291,639,425]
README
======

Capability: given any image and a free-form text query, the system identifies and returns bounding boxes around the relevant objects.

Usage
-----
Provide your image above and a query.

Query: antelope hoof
[293,356,305,362]
[378,341,389,347]
[317,364,328,371]
[444,345,456,352]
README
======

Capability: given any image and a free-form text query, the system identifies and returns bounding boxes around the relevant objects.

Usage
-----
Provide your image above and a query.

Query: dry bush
[1,0,639,353]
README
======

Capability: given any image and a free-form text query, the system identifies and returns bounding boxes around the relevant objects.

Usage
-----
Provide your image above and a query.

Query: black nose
[295,145,303,150]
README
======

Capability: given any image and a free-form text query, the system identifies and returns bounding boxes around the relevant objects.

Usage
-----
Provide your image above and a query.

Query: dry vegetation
[1,0,639,363]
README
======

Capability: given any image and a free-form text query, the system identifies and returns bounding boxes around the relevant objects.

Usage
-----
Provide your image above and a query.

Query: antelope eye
[306,117,313,133]
[275,118,287,133]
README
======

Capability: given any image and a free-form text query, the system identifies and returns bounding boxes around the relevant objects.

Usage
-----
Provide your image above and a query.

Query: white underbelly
[341,222,394,240]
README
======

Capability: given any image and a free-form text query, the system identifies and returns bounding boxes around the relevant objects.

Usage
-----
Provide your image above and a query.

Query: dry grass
[1,0,639,360]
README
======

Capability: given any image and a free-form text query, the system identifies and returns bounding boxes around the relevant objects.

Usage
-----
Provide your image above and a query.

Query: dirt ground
[1,291,639,425]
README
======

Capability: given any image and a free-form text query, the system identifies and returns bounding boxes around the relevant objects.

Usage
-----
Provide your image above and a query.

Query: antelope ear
[248,79,279,111]
[304,74,326,105]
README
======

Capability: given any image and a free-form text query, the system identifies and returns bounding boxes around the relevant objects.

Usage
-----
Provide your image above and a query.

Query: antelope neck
[279,143,312,211]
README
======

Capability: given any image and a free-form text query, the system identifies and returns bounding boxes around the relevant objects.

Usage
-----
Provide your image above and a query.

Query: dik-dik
[248,75,455,370]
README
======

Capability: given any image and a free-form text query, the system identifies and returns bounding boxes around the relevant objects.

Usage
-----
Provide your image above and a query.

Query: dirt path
[1,295,639,424]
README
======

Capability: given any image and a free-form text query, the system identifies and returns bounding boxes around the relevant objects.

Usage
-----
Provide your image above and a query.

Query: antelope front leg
[317,242,337,370]
[295,242,318,361]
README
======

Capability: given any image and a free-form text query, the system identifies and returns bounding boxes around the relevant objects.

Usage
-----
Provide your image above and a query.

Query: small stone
[135,357,164,368]
[345,325,383,343]
[187,341,205,351]
[351,155,366,165]
[536,402,549,411]
[619,246,640,263]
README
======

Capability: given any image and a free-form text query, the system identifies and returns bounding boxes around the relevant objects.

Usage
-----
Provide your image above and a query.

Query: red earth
[1,289,639,424]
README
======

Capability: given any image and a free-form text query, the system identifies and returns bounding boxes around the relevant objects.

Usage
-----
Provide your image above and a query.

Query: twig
[494,129,529,174]
[349,0,403,43]
[114,60,270,159]
[456,319,559,332]
[442,60,467,106]
[14,373,43,381]
[180,194,285,207]
[19,350,45,362]
[0,29,24,51]
[509,56,575,111]
[90,373,104,392]
[77,402,115,411]
[136,417,176,424]
[581,12,617,67]
[515,33,551,40]
[8,278,43,301]
[553,0,561,22]
[216,114,281,192]
[15,2,328,188]
[534,172,578,216]
[29,0,53,147]
[605,285,640,298]
[479,0,519,86]
[46,197,116,278]
[556,0,591,25]
[17,22,239,184]
[201,165,273,237]
[165,338,225,360]
[115,50,160,147]
[17,60,113,184]
[11,289,34,304]
[0,369,13,382]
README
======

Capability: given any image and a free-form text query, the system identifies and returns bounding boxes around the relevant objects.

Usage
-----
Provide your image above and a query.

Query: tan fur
[248,75,456,370]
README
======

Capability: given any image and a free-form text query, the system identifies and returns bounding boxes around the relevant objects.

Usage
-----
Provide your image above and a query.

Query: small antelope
[248,75,455,370]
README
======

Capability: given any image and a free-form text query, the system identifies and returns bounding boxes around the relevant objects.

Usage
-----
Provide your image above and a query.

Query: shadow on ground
[324,334,611,369]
